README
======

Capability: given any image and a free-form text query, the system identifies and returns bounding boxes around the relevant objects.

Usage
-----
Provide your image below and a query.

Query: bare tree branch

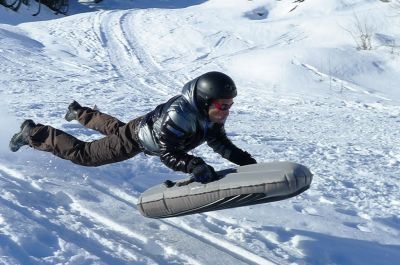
[342,12,375,50]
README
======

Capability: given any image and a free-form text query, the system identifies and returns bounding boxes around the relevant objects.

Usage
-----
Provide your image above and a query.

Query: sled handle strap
[164,177,195,188]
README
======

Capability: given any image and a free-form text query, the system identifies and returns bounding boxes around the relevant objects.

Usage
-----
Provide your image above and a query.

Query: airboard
[137,161,313,218]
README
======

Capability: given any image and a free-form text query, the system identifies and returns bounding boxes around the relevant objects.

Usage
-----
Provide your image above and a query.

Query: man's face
[208,98,234,124]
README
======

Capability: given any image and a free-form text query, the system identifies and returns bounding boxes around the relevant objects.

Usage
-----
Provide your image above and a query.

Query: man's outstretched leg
[9,118,143,167]
[65,100,126,136]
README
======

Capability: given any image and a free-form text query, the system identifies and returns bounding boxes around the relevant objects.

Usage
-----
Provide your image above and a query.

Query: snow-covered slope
[0,0,399,264]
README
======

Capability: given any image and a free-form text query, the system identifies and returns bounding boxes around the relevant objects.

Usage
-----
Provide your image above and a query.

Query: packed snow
[0,0,399,264]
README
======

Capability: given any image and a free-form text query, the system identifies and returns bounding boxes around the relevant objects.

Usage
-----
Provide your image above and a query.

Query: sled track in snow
[87,180,277,265]
[164,218,277,265]
[92,10,125,82]
[91,10,179,97]
[69,200,201,265]
[120,10,178,95]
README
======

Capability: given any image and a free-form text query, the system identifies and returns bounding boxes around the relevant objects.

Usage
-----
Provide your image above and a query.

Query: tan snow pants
[28,107,143,166]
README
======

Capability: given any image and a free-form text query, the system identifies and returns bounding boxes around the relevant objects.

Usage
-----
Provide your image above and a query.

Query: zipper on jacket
[203,119,209,140]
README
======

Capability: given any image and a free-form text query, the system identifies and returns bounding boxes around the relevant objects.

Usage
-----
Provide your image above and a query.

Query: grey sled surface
[137,161,313,218]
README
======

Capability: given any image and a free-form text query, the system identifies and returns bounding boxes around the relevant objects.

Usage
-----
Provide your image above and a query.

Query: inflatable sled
[137,161,313,219]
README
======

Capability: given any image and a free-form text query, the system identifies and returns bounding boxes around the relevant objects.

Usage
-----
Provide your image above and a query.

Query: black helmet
[195,71,237,115]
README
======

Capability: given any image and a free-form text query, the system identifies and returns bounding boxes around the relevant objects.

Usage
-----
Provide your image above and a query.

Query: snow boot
[9,119,36,152]
[65,100,82,122]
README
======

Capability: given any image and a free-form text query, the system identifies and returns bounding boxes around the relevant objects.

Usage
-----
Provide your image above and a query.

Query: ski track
[76,181,270,265]
[123,10,182,94]
[68,200,196,265]
[85,179,275,265]
[163,218,277,265]
[93,10,178,98]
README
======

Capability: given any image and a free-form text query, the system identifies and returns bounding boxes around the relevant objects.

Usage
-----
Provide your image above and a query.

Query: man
[9,71,256,183]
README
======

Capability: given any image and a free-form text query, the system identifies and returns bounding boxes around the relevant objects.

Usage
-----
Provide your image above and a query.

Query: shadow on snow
[262,226,400,265]
[69,0,207,14]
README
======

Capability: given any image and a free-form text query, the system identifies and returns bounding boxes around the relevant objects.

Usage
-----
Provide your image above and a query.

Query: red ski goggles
[211,100,234,111]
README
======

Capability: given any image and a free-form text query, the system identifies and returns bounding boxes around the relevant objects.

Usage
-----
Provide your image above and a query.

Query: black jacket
[137,79,255,173]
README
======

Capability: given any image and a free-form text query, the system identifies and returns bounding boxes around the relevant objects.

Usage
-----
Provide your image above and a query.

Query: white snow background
[1,0,399,264]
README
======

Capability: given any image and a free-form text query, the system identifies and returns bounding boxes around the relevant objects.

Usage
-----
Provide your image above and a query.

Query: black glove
[229,150,257,166]
[192,164,219,184]
[187,158,219,184]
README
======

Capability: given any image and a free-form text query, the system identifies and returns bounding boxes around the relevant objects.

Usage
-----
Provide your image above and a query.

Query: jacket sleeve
[207,124,256,166]
[158,114,198,173]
